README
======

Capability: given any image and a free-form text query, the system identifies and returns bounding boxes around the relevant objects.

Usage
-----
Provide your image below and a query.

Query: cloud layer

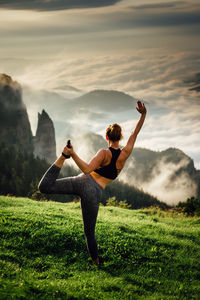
[0,0,121,11]
[0,0,200,60]
[131,1,185,10]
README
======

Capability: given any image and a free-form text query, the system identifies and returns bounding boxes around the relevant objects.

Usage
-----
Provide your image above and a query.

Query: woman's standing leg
[81,197,99,262]
[79,174,102,264]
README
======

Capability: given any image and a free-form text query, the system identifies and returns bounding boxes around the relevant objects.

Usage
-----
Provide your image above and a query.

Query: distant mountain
[23,87,68,114]
[121,147,199,205]
[53,84,81,92]
[122,147,196,182]
[78,132,107,152]
[71,90,137,112]
[23,88,137,124]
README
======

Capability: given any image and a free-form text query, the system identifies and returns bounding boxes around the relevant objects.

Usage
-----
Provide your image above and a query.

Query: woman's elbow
[83,167,92,174]
[83,170,90,175]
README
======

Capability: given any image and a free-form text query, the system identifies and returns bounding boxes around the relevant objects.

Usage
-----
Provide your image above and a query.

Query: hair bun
[106,123,122,142]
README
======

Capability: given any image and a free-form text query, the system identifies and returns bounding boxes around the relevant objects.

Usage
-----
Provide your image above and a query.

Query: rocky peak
[0,73,33,152]
[0,73,18,87]
[34,109,56,163]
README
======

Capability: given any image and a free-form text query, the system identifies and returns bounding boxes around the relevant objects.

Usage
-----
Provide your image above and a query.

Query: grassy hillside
[0,196,200,299]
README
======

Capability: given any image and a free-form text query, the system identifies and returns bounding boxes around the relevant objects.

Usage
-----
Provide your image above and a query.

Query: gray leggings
[38,164,103,260]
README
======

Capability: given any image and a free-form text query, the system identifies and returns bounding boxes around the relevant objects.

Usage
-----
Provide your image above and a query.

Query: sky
[0,0,200,168]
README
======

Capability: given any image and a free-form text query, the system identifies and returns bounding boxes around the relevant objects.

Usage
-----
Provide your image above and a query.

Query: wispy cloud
[0,0,121,11]
[131,1,186,10]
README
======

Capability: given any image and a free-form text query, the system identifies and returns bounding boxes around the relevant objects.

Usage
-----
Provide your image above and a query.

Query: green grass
[0,196,200,300]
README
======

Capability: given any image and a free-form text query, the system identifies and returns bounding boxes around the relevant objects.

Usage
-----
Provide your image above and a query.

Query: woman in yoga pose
[38,100,146,265]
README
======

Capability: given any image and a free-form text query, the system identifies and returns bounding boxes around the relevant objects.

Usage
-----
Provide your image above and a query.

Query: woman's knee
[38,180,49,193]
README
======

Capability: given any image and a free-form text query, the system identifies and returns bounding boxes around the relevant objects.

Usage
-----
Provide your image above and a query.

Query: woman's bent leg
[38,164,76,194]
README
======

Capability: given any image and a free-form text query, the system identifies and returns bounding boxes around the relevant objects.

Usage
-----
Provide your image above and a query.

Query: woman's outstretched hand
[136,101,146,115]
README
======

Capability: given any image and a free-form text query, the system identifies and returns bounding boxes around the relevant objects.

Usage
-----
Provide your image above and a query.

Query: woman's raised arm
[122,101,147,159]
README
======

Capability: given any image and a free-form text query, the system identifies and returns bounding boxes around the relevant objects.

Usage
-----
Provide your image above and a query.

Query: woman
[38,100,146,265]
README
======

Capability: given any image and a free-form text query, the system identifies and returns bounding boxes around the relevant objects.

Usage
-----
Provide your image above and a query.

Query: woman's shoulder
[118,147,129,161]
[96,148,109,160]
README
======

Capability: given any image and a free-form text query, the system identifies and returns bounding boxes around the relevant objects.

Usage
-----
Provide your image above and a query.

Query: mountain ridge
[71,89,137,111]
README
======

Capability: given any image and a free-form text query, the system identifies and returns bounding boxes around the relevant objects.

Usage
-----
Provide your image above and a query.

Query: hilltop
[0,196,199,299]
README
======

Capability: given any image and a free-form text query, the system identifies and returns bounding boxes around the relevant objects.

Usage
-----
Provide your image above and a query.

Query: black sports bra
[94,147,121,180]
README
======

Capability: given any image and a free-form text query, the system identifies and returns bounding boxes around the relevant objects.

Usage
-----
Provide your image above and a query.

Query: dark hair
[106,123,122,142]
